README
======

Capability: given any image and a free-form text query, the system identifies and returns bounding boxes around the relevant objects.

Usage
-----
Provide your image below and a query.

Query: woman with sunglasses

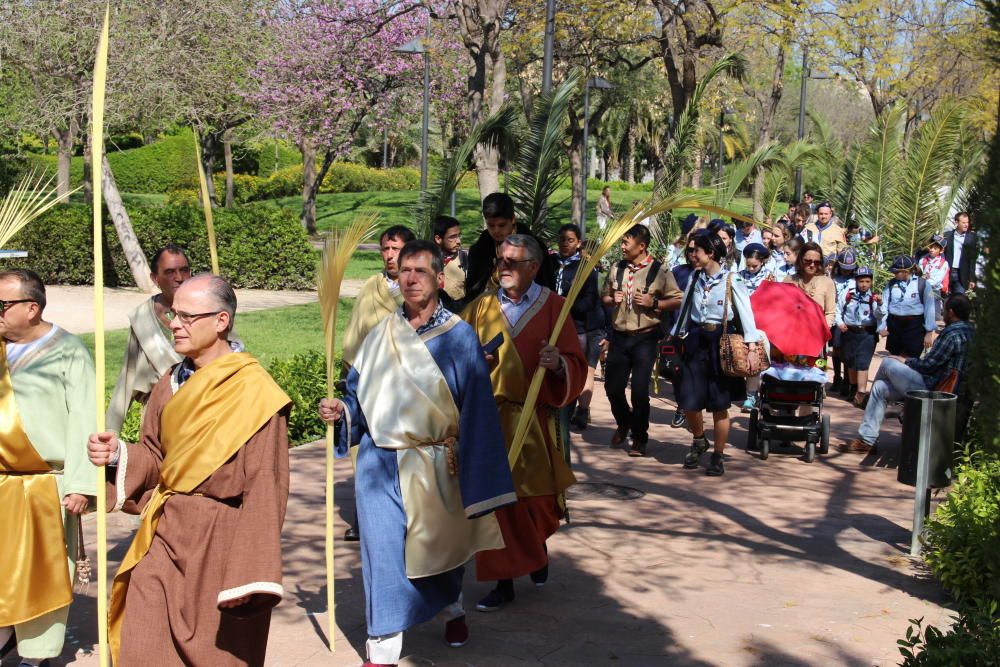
[785,241,837,328]
[672,231,762,477]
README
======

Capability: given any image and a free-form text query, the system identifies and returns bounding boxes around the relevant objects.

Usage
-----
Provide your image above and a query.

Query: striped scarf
[626,255,653,310]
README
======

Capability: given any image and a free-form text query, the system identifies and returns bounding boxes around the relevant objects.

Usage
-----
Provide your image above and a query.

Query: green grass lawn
[80,300,353,392]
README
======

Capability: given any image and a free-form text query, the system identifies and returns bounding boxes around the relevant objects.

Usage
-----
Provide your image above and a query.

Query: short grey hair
[0,269,46,310]
[502,234,543,264]
[197,274,237,333]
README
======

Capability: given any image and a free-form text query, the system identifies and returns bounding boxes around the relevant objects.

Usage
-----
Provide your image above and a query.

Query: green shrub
[212,172,268,204]
[267,350,328,446]
[259,165,302,199]
[923,451,1000,603]
[25,128,199,193]
[319,162,420,193]
[897,600,1000,666]
[255,140,303,176]
[11,202,317,289]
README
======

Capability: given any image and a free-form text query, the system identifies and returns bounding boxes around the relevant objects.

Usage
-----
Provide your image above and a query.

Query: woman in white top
[671,230,761,477]
[596,186,613,231]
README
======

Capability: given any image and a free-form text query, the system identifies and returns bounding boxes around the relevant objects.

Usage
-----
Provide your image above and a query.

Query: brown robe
[108,372,290,666]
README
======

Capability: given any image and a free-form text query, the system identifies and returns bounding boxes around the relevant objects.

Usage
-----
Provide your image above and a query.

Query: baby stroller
[746,375,830,462]
[746,281,834,463]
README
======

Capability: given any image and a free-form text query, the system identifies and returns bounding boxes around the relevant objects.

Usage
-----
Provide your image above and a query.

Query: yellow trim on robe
[0,341,73,627]
[109,352,291,665]
[341,273,403,367]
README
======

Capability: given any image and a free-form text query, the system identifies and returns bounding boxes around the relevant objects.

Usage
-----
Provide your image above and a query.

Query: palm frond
[411,106,518,239]
[938,140,985,229]
[807,110,845,197]
[713,141,785,209]
[833,145,862,227]
[0,171,71,248]
[853,104,904,249]
[507,70,581,243]
[761,169,787,221]
[884,101,966,257]
[656,53,747,199]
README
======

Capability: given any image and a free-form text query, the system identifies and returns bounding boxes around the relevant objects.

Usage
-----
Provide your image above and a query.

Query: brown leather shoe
[610,426,628,448]
[852,392,869,409]
[837,438,872,453]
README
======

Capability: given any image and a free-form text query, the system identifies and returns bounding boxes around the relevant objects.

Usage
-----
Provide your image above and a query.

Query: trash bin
[898,390,956,488]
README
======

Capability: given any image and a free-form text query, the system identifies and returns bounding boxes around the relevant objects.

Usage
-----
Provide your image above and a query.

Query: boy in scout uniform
[836,266,883,407]
[879,255,935,358]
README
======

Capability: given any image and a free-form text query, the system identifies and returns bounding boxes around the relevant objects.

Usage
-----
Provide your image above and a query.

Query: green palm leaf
[714,141,786,209]
[761,169,787,221]
[507,70,581,243]
[833,145,862,228]
[853,104,904,251]
[656,53,747,199]
[884,101,966,258]
[411,106,518,239]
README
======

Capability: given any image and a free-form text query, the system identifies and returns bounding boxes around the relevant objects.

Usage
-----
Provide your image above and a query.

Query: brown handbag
[719,273,770,378]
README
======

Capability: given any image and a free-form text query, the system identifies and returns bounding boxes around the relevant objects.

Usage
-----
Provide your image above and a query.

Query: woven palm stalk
[316,212,379,651]
[506,196,747,468]
[90,5,111,666]
[192,130,220,274]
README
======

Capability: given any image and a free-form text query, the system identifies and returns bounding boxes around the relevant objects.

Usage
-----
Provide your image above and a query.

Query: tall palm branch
[410,106,518,239]
[852,104,904,251]
[884,101,966,258]
[713,141,786,210]
[655,53,747,200]
[806,109,845,199]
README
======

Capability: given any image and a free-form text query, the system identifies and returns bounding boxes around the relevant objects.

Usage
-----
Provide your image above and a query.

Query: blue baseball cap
[855,266,874,279]
[742,242,769,258]
[836,248,858,271]
[890,255,915,271]
[681,213,698,236]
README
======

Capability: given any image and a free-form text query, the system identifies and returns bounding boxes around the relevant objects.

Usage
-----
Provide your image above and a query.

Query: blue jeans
[858,358,927,444]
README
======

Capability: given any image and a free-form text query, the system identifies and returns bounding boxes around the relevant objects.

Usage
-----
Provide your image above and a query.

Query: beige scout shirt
[602,258,682,333]
[442,253,466,302]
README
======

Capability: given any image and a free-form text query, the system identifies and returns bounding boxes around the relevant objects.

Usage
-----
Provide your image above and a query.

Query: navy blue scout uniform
[879,255,935,358]
[837,267,883,372]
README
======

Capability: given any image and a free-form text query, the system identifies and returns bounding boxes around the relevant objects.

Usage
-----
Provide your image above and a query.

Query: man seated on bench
[839,294,973,454]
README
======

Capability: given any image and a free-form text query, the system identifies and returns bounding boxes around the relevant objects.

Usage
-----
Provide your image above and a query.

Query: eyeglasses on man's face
[498,256,534,269]
[166,309,221,326]
[0,299,35,315]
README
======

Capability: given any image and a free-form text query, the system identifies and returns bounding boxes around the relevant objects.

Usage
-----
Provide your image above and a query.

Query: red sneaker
[445,615,469,647]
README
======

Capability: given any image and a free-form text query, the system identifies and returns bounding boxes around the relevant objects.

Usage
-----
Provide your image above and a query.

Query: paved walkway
[45,282,365,334]
[20,352,950,667]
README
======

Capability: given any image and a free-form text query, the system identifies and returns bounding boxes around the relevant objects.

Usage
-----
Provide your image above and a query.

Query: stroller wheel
[804,439,816,463]
[760,439,769,460]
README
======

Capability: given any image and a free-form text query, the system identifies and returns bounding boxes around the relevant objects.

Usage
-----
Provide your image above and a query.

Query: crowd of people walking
[0,189,979,667]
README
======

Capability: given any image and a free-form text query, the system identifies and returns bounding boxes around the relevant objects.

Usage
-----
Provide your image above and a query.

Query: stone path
[14,352,951,667]
[44,283,365,334]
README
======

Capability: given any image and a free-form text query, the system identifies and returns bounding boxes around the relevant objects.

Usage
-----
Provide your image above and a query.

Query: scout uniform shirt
[602,256,682,333]
[879,276,936,333]
[836,287,883,329]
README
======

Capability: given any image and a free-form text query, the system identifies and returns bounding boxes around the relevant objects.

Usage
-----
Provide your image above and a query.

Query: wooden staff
[192,130,220,275]
[91,5,111,666]
[317,213,379,651]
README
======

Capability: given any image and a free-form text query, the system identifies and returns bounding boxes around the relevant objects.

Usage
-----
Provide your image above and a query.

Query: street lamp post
[581,76,614,242]
[542,0,556,95]
[395,38,431,193]
[794,47,809,202]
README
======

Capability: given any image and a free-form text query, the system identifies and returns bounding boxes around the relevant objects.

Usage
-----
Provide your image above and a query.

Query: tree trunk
[569,134,585,226]
[199,131,219,206]
[82,128,93,202]
[223,128,235,208]
[750,43,786,222]
[54,120,76,200]
[300,139,317,234]
[623,123,636,184]
[102,155,155,292]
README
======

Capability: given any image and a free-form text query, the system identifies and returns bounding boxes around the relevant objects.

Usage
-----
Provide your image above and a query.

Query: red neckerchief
[626,255,654,310]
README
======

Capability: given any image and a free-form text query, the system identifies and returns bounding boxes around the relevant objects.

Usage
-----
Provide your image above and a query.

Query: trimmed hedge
[11,202,316,289]
[267,350,329,446]
[26,128,199,194]
[211,162,422,203]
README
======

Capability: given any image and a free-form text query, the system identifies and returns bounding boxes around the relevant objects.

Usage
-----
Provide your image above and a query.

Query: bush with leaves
[922,451,1000,602]
[267,350,328,446]
[898,600,1000,666]
[12,202,316,289]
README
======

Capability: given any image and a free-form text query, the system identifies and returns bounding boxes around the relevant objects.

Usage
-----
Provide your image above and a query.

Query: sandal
[852,392,869,409]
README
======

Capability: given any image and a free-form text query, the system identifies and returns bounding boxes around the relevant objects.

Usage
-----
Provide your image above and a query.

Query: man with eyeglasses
[318,240,515,666]
[461,234,586,613]
[107,245,190,432]
[0,269,97,667]
[88,274,292,666]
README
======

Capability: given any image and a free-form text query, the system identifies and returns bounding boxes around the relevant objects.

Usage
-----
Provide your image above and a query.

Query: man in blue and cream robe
[320,240,515,667]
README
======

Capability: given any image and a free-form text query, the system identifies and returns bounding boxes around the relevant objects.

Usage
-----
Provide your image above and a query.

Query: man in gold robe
[461,235,586,612]
[106,244,189,431]
[0,269,97,666]
[88,274,291,667]
[342,225,415,367]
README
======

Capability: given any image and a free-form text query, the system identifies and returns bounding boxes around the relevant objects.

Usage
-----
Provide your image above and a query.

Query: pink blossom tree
[252,0,428,233]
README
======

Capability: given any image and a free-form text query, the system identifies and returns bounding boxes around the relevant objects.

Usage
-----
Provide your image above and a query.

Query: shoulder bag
[719,273,770,378]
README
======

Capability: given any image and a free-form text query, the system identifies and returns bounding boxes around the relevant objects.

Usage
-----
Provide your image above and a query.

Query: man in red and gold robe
[461,234,586,612]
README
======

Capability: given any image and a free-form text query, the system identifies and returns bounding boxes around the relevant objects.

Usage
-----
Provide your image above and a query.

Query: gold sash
[0,341,74,626]
[354,313,503,577]
[463,294,575,498]
[109,352,291,664]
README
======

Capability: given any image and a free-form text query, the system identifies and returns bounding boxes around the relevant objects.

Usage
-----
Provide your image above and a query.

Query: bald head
[175,274,237,333]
